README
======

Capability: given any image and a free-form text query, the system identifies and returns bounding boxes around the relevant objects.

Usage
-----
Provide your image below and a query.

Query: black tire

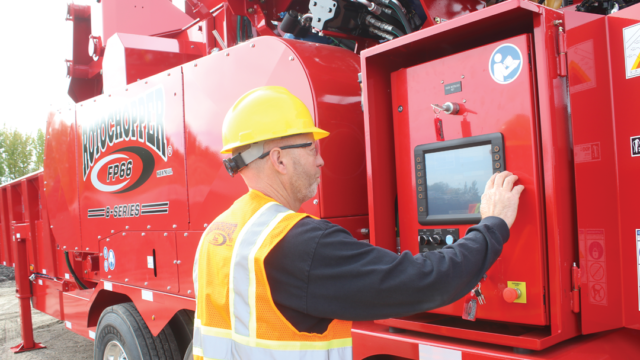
[94,302,181,360]
[183,341,193,360]
[167,310,194,359]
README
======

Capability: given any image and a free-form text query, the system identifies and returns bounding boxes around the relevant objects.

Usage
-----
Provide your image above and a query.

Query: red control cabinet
[360,1,579,352]
[390,34,548,326]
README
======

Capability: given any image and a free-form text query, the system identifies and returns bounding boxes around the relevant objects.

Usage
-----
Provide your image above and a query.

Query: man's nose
[317,153,325,168]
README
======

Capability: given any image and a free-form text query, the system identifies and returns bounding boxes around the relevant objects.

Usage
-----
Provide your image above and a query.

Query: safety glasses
[257,142,313,159]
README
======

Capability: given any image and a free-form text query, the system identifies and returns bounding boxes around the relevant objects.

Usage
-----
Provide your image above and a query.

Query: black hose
[64,250,89,290]
[386,1,412,33]
[366,15,405,37]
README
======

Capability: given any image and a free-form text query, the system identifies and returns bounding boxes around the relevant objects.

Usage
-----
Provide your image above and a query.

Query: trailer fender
[87,288,132,328]
[91,281,195,336]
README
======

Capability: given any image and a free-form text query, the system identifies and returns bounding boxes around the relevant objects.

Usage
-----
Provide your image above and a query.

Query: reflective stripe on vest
[193,200,352,359]
[229,202,291,337]
[193,320,352,360]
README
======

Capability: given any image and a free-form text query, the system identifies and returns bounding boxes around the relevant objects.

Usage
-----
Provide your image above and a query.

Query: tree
[31,128,45,172]
[0,126,6,181]
[3,128,33,181]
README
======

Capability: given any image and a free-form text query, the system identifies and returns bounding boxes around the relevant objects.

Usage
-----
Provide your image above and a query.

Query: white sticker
[568,40,597,94]
[156,168,173,177]
[147,256,155,269]
[108,250,116,270]
[419,344,462,360]
[3,261,5,265]
[632,136,640,157]
[104,281,112,291]
[142,290,154,302]
[42,269,46,274]
[574,142,601,163]
[89,331,95,339]
[38,279,43,285]
[65,321,72,329]
[489,44,523,84]
[65,273,70,279]
[623,22,640,79]
[16,233,20,239]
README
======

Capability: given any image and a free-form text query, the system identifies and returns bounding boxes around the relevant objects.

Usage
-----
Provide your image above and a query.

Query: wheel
[94,302,181,360]
[167,310,194,359]
[183,342,193,360]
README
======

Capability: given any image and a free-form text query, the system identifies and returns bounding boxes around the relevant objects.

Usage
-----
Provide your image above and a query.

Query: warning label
[568,40,597,93]
[588,262,605,282]
[574,142,601,163]
[579,229,608,306]
[590,283,607,305]
[623,22,640,79]
[632,136,640,157]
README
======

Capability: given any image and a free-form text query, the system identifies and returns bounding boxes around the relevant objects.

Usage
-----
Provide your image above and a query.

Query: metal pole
[10,222,45,353]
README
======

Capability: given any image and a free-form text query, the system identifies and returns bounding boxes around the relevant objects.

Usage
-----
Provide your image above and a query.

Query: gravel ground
[0,265,94,360]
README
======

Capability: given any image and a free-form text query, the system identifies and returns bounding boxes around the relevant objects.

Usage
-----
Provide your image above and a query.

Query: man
[192,86,524,360]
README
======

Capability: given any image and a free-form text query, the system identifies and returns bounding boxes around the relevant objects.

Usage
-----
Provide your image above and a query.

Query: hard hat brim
[220,127,329,154]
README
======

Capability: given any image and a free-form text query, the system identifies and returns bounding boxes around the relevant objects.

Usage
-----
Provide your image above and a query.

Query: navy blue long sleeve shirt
[264,216,509,334]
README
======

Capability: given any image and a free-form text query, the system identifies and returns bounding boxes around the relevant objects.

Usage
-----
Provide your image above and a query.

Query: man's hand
[480,171,525,228]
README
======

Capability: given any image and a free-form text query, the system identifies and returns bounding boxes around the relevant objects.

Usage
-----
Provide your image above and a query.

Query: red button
[503,287,519,303]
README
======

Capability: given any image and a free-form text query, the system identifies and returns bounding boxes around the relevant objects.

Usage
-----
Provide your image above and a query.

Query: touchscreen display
[424,145,493,216]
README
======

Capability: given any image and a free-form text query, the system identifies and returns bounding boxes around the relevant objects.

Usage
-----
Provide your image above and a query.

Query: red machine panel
[0,187,12,267]
[44,106,83,275]
[31,277,65,320]
[181,36,368,230]
[391,35,547,325]
[76,66,189,252]
[565,10,624,335]
[99,232,180,293]
[22,179,41,273]
[176,231,203,297]
[606,6,640,331]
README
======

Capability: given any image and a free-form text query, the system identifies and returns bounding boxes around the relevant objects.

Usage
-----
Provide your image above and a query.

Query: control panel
[418,228,460,253]
[390,34,548,326]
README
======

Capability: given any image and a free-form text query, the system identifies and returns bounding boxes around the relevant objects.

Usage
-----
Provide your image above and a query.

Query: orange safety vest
[193,190,352,360]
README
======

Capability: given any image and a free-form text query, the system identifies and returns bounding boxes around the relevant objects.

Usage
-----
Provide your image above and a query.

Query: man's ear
[268,148,288,175]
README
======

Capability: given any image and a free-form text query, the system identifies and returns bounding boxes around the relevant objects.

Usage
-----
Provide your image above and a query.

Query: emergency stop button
[503,281,527,303]
[503,288,521,303]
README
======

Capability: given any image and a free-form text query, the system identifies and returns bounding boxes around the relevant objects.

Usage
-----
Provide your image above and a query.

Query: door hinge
[571,262,581,313]
[558,27,567,77]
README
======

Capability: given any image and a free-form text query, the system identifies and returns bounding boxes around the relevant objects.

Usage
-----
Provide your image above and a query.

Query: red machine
[2,0,640,359]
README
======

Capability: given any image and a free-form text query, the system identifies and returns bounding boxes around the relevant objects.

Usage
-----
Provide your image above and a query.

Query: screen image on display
[424,145,494,216]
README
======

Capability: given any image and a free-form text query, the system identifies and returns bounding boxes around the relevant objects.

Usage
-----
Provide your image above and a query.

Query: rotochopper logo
[82,87,167,194]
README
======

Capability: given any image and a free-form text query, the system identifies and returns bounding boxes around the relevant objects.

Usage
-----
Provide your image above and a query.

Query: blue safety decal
[489,44,523,85]
[103,246,108,259]
[108,249,116,271]
[104,259,109,272]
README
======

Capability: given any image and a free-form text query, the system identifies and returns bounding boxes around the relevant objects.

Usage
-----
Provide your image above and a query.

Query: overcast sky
[0,0,184,137]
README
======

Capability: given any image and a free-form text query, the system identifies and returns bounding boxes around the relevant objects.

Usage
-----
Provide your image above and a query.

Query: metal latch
[571,262,581,313]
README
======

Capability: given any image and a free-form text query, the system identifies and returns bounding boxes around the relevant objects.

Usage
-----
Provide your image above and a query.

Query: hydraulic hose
[355,0,383,15]
[365,15,404,37]
[390,0,407,14]
[64,250,89,290]
[369,27,395,40]
[380,0,412,33]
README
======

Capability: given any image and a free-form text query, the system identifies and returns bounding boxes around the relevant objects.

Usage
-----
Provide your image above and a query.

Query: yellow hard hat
[220,86,329,154]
